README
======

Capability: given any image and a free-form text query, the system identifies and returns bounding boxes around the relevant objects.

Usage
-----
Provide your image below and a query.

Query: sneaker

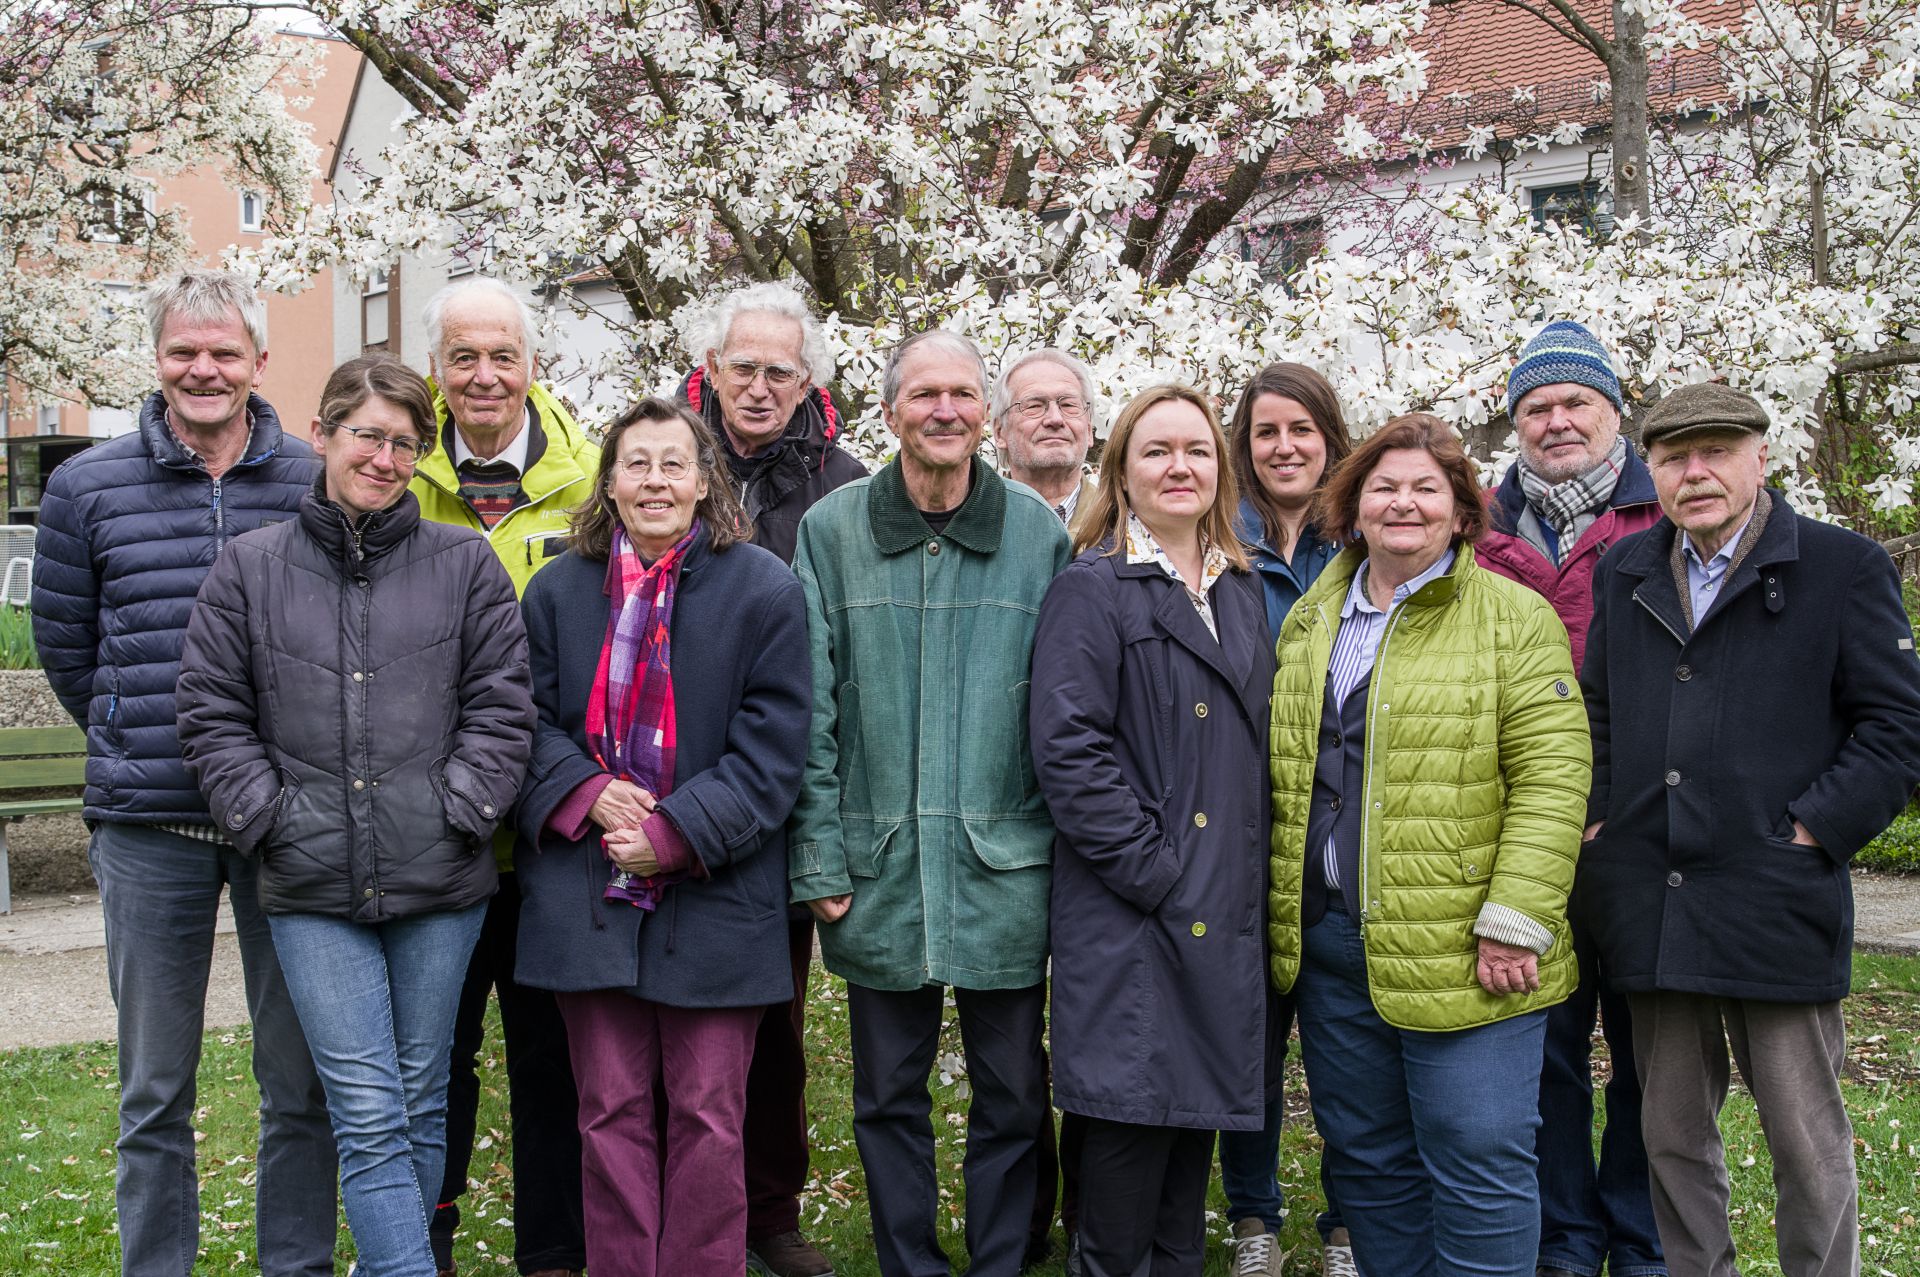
[1231,1217,1285,1277]
[1323,1227,1359,1277]
[747,1230,835,1277]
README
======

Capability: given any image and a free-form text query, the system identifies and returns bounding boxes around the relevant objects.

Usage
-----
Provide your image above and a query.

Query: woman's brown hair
[1225,362,1354,545]
[316,353,437,452]
[569,397,752,561]
[1311,412,1488,547]
[1074,383,1251,570]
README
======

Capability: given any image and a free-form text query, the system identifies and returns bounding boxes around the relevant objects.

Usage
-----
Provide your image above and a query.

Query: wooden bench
[0,724,87,914]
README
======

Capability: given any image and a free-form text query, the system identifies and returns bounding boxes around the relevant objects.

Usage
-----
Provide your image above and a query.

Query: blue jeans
[1218,1088,1349,1242]
[1296,905,1546,1277]
[1535,923,1666,1276]
[90,823,336,1277]
[269,903,487,1277]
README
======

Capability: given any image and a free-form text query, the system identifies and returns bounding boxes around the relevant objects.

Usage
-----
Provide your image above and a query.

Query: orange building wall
[20,31,360,440]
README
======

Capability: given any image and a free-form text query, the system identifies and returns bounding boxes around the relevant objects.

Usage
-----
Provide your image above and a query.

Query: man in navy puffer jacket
[31,270,337,1277]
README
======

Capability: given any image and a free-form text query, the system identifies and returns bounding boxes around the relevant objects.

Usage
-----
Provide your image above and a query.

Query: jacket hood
[137,391,290,471]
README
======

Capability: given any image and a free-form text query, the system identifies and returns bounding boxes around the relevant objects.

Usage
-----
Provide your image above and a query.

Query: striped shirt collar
[1341,545,1458,620]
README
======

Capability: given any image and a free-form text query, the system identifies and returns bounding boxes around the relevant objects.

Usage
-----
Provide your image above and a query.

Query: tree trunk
[1609,0,1650,226]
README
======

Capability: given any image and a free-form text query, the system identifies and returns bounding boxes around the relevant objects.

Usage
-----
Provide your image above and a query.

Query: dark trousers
[847,981,1047,1277]
[1535,923,1665,1276]
[1076,1118,1214,1277]
[744,913,818,1242]
[432,874,586,1275]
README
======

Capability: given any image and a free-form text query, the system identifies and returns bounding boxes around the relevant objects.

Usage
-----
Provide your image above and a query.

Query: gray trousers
[91,823,337,1276]
[847,981,1047,1277]
[1628,992,1857,1277]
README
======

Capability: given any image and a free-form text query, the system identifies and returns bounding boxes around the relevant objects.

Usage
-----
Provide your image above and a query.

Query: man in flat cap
[1578,381,1920,1277]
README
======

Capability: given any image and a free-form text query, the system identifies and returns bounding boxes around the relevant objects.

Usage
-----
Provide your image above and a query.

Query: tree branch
[1836,343,1920,376]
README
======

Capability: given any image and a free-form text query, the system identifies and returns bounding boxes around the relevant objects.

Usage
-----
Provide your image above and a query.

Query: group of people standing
[31,268,1920,1277]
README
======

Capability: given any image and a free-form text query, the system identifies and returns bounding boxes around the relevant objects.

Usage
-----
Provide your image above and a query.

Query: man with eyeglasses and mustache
[992,349,1098,536]
[678,281,865,1277]
[412,276,599,1277]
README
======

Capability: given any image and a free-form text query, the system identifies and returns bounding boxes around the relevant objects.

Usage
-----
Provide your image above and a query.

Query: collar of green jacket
[417,380,593,506]
[1300,540,1474,625]
[867,455,1006,555]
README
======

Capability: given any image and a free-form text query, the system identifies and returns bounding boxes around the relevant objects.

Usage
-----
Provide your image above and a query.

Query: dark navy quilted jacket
[31,392,317,825]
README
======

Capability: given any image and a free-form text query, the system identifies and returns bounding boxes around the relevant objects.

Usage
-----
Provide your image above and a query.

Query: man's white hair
[991,348,1097,428]
[145,269,267,352]
[423,277,539,369]
[694,281,834,384]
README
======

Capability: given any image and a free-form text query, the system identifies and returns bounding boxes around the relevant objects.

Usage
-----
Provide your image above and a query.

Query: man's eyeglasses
[720,360,803,390]
[617,457,692,481]
[1010,394,1088,422]
[322,423,430,466]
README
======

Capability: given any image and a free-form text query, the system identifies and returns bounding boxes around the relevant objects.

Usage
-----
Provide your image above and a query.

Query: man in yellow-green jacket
[412,277,597,1277]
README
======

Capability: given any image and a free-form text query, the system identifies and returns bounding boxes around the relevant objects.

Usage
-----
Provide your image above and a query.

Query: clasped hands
[590,778,662,877]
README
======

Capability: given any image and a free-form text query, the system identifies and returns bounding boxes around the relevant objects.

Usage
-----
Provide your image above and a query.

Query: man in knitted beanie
[1477,318,1669,1277]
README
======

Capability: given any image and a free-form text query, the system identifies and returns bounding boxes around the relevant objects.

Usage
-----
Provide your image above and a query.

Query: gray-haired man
[32,269,337,1276]
[992,348,1097,532]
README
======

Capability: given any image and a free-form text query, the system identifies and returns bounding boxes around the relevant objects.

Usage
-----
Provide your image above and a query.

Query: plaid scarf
[586,521,699,909]
[1516,435,1629,563]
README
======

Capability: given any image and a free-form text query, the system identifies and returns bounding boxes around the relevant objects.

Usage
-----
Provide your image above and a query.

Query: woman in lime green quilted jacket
[1267,413,1590,1277]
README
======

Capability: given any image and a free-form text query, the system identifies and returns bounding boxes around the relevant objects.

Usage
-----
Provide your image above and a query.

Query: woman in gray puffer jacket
[178,353,534,1277]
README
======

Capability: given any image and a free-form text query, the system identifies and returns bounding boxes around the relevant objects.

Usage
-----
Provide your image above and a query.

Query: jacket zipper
[1356,603,1413,937]
[211,477,225,551]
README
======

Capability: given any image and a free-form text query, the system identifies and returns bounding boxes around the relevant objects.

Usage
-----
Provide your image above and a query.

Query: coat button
[927,541,941,556]
[1193,812,1208,828]
[1195,702,1208,718]
[1664,770,1682,787]
[483,804,495,818]
[1329,796,1342,812]
[1667,871,1683,887]
[1191,921,1206,937]
[352,671,364,683]
[1675,665,1691,681]
[353,779,366,791]
[363,887,374,898]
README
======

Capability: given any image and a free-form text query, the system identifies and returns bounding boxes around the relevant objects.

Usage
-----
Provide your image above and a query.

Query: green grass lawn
[3,955,1917,1276]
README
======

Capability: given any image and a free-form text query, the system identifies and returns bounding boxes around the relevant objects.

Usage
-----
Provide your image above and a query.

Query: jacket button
[1667,871,1683,887]
[363,887,373,898]
[1191,921,1207,937]
[228,812,245,829]
[353,779,366,791]
[483,804,495,818]
[1664,770,1682,787]
[1329,796,1342,812]
[927,541,941,556]
[1675,665,1691,681]
[1193,812,1208,828]
[352,671,364,683]
[1195,702,1208,718]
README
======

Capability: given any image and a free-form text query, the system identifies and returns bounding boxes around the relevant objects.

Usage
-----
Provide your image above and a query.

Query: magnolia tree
[262,0,1919,538]
[0,1,315,406]
[260,0,1431,427]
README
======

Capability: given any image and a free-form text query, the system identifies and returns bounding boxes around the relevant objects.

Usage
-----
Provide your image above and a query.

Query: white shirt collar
[1342,545,1458,619]
[1679,507,1757,571]
[451,404,533,474]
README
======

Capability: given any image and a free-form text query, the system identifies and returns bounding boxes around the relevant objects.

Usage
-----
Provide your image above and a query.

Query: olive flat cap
[1639,382,1771,448]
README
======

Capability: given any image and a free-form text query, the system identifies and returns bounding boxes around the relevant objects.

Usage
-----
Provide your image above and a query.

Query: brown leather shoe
[747,1230,835,1277]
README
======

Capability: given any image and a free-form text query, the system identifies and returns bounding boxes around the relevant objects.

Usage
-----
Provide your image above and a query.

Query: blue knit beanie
[1506,320,1625,420]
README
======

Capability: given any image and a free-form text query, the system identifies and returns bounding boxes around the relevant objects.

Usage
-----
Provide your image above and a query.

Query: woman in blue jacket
[1219,361,1357,1276]
[1031,384,1276,1275]
[512,398,811,1277]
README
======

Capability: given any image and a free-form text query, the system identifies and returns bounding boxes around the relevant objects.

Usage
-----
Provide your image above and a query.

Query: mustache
[1676,484,1725,503]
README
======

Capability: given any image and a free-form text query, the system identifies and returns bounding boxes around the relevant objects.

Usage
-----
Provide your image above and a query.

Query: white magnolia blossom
[1,2,316,405]
[237,0,1918,532]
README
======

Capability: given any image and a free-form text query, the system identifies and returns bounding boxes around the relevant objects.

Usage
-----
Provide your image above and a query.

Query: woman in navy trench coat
[1030,384,1276,1276]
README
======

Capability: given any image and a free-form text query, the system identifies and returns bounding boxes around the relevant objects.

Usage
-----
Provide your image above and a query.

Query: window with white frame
[238,190,266,233]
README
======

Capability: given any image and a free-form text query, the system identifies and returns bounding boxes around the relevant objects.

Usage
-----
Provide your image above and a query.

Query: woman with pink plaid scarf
[511,398,814,1277]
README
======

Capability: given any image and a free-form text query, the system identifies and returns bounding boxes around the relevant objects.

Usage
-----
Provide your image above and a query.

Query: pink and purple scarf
[586,521,699,908]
